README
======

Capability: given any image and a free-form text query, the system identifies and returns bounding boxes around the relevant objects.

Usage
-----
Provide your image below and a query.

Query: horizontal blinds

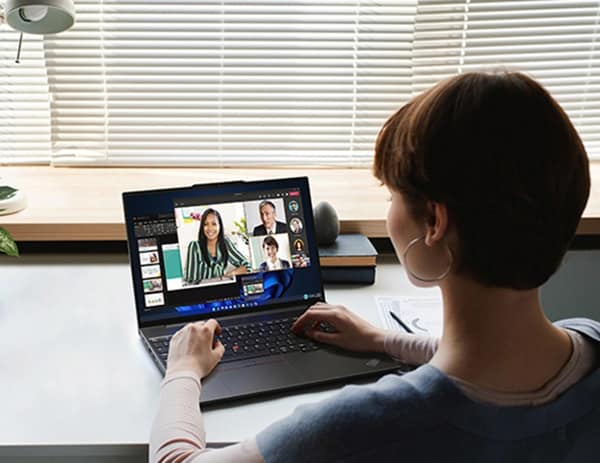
[6,1,600,165]
[0,28,51,164]
[354,2,416,154]
[414,0,600,159]
[45,0,417,166]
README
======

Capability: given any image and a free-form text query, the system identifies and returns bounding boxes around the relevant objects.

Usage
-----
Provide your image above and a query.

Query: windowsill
[0,166,390,241]
[2,164,600,241]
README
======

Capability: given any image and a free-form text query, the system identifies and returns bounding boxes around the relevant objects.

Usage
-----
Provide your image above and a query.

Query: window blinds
[0,29,51,164]
[43,0,417,166]
[414,0,600,159]
[3,1,600,166]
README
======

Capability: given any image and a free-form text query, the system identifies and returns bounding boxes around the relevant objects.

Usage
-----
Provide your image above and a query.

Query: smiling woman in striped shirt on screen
[184,208,249,284]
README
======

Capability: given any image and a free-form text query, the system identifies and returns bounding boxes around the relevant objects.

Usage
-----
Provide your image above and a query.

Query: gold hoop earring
[402,236,453,283]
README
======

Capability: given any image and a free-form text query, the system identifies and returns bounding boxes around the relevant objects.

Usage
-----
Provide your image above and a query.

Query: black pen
[389,310,414,334]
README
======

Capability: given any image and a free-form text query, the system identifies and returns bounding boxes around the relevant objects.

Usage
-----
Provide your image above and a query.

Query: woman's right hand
[166,319,225,379]
[291,302,387,353]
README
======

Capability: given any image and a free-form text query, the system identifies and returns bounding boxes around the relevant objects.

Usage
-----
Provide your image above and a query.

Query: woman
[258,235,290,272]
[152,72,600,461]
[184,208,249,284]
[291,239,309,268]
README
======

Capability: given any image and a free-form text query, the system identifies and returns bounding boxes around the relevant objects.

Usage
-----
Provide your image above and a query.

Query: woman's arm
[150,320,265,463]
[185,241,203,283]
[383,331,439,365]
[224,237,251,272]
[292,302,438,364]
[150,372,263,463]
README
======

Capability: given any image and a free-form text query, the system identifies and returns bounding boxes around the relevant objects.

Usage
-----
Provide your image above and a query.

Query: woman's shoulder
[223,235,236,247]
[555,317,600,342]
[187,240,200,251]
[256,367,448,461]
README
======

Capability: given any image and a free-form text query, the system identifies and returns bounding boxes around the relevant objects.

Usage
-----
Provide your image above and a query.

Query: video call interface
[131,187,321,320]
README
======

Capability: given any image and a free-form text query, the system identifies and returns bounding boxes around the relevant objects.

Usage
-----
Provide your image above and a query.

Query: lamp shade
[5,0,74,34]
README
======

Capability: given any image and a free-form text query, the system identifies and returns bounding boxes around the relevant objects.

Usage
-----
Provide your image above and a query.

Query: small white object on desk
[0,186,27,215]
[376,295,444,337]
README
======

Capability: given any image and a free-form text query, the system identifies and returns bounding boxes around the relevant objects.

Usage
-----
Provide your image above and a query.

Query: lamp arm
[15,31,23,63]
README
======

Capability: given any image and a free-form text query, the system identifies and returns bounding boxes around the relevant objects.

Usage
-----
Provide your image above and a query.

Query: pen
[389,310,414,334]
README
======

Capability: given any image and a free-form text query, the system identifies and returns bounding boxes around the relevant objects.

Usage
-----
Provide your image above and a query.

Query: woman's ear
[424,202,448,247]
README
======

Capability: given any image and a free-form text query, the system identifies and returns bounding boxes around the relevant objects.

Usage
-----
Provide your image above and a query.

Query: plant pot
[0,186,27,216]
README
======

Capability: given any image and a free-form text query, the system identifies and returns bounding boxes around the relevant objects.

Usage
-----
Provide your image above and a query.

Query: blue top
[256,318,600,462]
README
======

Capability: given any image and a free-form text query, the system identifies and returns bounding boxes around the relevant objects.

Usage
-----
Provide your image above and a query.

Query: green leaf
[0,186,17,201]
[0,227,19,257]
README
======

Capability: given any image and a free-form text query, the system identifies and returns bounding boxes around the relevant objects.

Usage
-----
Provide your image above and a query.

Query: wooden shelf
[1,164,600,241]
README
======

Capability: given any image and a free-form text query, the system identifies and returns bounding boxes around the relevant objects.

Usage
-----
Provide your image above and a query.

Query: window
[44,0,417,166]
[2,0,600,166]
[414,0,600,158]
[0,29,51,164]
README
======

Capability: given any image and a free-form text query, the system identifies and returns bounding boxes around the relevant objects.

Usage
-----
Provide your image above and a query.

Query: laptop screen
[123,177,324,326]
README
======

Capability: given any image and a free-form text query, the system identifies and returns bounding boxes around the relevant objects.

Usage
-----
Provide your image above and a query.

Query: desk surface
[0,254,439,454]
[2,164,600,240]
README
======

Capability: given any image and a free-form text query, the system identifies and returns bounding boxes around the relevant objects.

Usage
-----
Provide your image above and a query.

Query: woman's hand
[224,266,248,277]
[292,302,387,353]
[166,319,225,378]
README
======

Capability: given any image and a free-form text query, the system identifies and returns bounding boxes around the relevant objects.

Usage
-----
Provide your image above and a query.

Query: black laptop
[122,177,405,405]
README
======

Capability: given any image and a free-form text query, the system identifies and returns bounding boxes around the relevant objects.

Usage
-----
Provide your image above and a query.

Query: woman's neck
[430,275,572,392]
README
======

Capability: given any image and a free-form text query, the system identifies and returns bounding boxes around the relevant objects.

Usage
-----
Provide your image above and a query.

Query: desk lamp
[3,0,75,61]
[0,0,74,249]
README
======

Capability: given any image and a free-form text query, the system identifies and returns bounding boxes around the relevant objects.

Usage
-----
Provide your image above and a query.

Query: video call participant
[184,208,250,284]
[252,200,288,236]
[292,239,309,268]
[289,217,303,234]
[258,236,291,272]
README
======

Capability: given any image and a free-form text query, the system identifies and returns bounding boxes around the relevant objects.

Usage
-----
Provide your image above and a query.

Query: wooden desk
[2,163,600,240]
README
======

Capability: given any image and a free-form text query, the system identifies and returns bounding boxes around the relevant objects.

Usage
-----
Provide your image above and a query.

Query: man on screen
[252,200,288,236]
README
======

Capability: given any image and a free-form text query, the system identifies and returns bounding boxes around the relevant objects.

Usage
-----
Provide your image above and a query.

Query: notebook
[122,177,406,405]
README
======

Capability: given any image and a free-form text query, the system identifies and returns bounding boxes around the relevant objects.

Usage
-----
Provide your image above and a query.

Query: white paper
[376,295,444,337]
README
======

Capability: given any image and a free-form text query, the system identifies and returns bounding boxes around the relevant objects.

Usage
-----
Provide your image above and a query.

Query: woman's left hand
[292,302,386,353]
[166,319,225,378]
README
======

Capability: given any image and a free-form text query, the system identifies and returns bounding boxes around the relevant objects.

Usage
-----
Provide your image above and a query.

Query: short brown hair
[374,71,590,289]
[262,235,279,249]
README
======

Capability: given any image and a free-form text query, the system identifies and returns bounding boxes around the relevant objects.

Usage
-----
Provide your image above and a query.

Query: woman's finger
[303,328,341,345]
[213,339,225,358]
[293,308,343,329]
[204,318,222,335]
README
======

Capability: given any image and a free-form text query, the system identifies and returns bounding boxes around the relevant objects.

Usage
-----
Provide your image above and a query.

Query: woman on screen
[184,208,249,284]
[258,235,290,272]
[152,71,600,461]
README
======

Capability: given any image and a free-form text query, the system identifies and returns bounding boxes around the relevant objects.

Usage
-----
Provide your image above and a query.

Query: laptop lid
[122,177,325,328]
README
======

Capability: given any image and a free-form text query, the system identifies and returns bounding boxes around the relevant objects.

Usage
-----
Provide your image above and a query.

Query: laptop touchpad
[207,357,304,398]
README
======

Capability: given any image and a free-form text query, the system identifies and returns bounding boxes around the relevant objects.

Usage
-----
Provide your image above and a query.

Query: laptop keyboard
[148,316,320,365]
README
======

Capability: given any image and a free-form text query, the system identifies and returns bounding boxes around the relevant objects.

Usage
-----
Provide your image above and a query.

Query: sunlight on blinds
[0,28,51,164]
[45,0,417,166]
[414,0,600,159]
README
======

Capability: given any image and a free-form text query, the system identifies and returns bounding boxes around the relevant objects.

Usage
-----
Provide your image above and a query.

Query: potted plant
[0,186,21,256]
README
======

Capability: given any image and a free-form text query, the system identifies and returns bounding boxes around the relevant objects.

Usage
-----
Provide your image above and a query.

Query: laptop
[122,177,406,405]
